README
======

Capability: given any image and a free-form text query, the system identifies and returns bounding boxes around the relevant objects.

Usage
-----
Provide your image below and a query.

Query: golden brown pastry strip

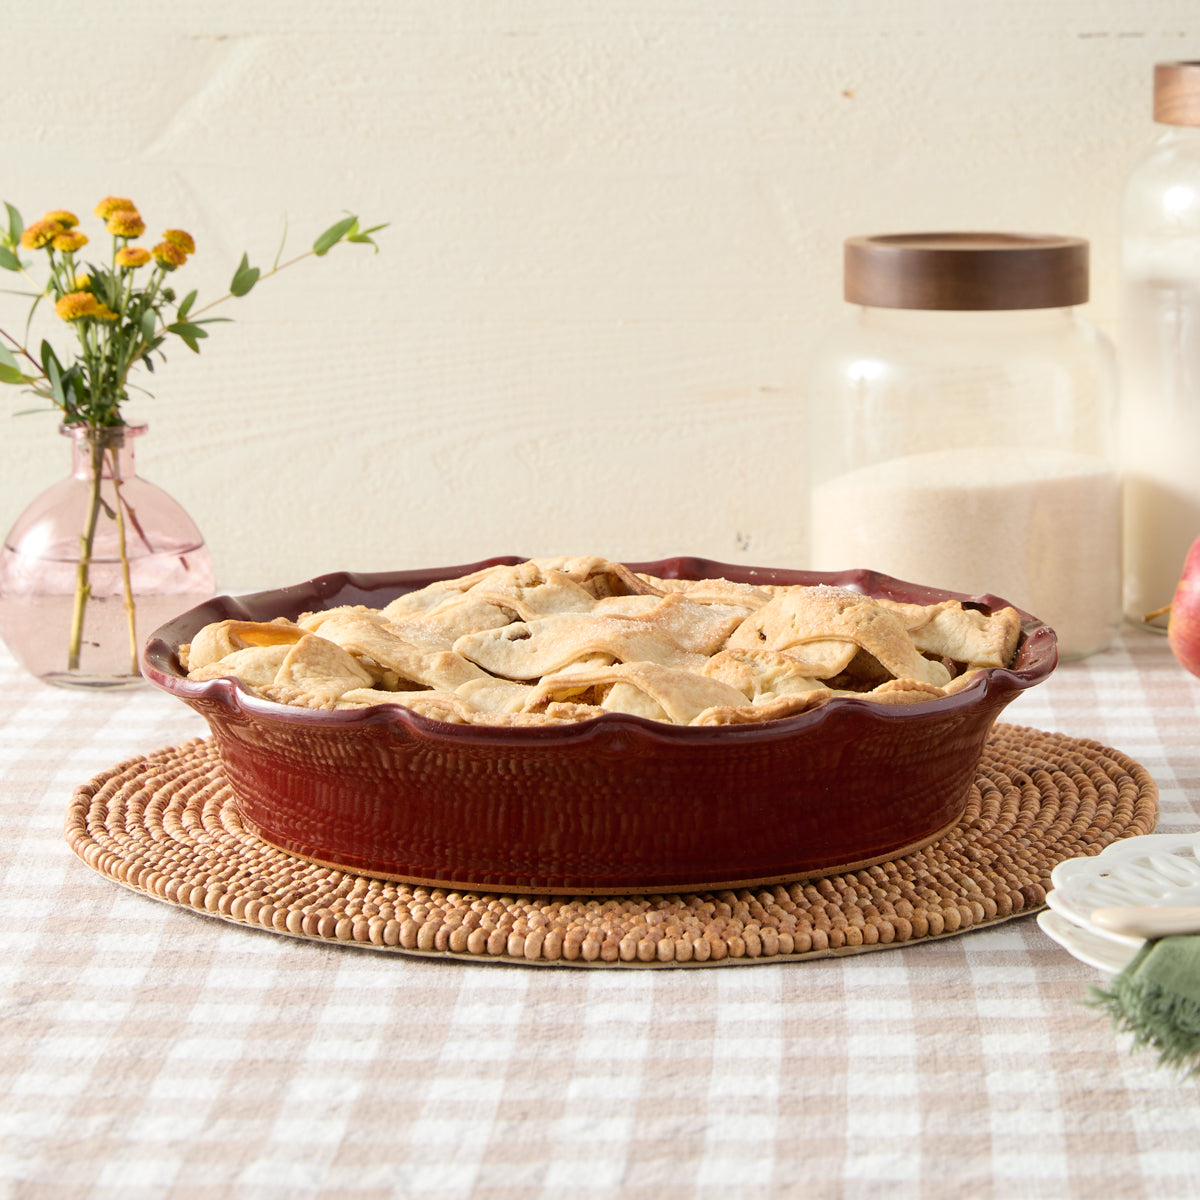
[453,614,705,680]
[726,585,952,687]
[525,661,751,726]
[180,618,303,672]
[261,634,375,709]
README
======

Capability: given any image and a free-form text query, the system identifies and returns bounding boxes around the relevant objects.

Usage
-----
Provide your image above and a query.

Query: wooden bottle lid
[843,233,1089,311]
[1154,61,1200,127]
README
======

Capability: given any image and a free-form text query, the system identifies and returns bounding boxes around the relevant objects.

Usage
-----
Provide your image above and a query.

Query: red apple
[1168,535,1200,677]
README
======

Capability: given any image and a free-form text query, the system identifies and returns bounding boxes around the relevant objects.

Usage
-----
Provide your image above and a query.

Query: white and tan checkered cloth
[3,630,1200,1199]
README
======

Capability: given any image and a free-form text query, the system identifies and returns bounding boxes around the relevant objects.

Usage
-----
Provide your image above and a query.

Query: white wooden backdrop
[3,1,1195,591]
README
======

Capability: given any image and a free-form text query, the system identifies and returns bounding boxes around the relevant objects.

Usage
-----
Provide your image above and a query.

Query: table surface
[3,628,1200,1200]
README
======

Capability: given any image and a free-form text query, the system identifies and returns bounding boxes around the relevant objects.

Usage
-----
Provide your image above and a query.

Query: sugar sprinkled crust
[180,558,1022,726]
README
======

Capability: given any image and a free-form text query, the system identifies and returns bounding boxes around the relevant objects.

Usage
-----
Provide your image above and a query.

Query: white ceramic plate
[1036,909,1139,975]
[1039,832,1200,972]
[1047,832,1200,934]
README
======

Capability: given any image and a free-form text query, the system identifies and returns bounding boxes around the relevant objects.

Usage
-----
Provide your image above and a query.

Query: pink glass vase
[0,422,216,689]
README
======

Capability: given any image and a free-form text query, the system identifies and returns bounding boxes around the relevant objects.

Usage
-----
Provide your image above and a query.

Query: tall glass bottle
[1120,61,1200,629]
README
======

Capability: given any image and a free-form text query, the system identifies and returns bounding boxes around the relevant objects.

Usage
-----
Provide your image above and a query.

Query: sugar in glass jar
[806,232,1120,660]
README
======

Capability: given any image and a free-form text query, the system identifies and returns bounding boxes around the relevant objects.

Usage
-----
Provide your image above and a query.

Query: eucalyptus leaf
[0,246,21,272]
[43,352,65,411]
[313,215,358,257]
[0,344,18,370]
[62,369,87,419]
[39,339,60,377]
[4,202,22,245]
[167,322,209,340]
[177,289,197,319]
[168,322,206,353]
[0,363,32,386]
[230,253,260,297]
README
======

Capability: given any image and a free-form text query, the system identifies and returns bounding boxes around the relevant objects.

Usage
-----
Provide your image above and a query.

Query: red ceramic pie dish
[142,557,1057,895]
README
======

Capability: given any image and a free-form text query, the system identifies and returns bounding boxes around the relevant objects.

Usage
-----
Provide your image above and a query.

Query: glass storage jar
[1120,61,1200,630]
[806,232,1120,660]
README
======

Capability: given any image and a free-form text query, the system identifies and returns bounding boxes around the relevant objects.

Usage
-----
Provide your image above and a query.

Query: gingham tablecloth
[3,630,1200,1200]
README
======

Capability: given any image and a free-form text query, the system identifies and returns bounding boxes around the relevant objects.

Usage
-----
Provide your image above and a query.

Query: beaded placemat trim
[65,725,1158,967]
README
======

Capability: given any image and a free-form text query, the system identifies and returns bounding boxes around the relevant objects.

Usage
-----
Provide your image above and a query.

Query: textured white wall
[3,1,1197,591]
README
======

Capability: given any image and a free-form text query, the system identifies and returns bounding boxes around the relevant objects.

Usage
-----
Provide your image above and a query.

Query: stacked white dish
[1037,833,1200,974]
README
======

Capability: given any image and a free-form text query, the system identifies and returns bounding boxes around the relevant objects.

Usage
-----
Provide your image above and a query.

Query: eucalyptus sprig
[0,197,386,427]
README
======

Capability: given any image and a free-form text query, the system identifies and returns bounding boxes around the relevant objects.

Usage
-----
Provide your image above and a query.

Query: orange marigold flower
[152,240,188,269]
[162,228,195,254]
[51,230,89,253]
[106,209,145,238]
[43,209,79,229]
[94,304,119,322]
[115,246,151,268]
[55,292,102,321]
[20,217,64,249]
[94,196,135,220]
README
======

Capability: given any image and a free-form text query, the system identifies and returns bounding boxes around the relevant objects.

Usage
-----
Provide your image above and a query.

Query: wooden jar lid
[1154,61,1200,127]
[843,233,1089,311]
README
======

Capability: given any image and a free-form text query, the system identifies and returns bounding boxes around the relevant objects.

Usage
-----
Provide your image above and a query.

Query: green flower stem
[108,446,138,675]
[189,250,313,318]
[67,431,106,671]
[66,433,139,676]
[0,325,40,376]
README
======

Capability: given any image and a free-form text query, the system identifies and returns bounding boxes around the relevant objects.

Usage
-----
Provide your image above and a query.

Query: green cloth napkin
[1091,934,1200,1075]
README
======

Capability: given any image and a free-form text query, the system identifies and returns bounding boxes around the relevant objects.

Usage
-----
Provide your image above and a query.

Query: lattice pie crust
[179,557,1022,727]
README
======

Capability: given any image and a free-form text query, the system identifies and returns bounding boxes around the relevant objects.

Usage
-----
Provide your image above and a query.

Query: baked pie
[180,557,1022,727]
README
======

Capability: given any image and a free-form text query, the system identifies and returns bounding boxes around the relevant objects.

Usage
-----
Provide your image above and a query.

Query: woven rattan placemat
[65,724,1158,967]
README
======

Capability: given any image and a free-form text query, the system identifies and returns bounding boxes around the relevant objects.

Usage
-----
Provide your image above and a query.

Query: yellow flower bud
[152,240,188,269]
[20,218,64,250]
[106,209,145,238]
[94,196,135,220]
[115,246,152,269]
[71,274,92,291]
[55,292,102,321]
[162,229,196,254]
[51,230,89,253]
[94,304,119,322]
